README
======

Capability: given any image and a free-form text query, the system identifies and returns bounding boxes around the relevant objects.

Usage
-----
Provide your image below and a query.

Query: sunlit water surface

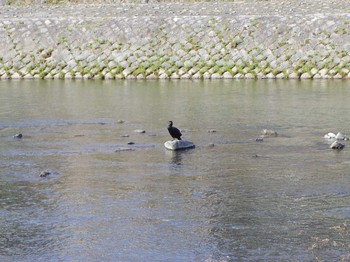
[1,79,350,261]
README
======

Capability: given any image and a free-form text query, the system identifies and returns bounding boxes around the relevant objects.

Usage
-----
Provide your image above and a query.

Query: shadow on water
[165,147,195,166]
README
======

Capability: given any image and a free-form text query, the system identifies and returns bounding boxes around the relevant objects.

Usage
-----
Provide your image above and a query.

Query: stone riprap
[1,1,350,79]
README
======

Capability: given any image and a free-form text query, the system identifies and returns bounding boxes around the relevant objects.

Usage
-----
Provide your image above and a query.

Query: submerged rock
[324,132,336,139]
[40,171,51,177]
[115,147,135,152]
[134,129,146,133]
[255,137,264,142]
[14,133,23,138]
[261,129,278,137]
[336,132,348,140]
[324,132,348,140]
[164,140,195,151]
[330,141,345,150]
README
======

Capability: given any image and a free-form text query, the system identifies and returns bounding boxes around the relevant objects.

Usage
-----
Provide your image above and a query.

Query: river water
[1,79,350,261]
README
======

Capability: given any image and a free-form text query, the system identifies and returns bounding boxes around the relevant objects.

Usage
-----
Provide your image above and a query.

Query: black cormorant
[167,121,182,140]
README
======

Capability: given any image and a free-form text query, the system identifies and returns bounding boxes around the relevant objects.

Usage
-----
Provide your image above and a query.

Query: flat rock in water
[40,171,51,177]
[134,130,146,133]
[324,132,336,139]
[324,132,348,140]
[330,141,345,150]
[115,147,135,152]
[261,129,278,137]
[164,140,195,150]
[336,132,348,140]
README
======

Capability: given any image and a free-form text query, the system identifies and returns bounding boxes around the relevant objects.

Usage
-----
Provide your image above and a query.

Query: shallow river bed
[1,79,350,261]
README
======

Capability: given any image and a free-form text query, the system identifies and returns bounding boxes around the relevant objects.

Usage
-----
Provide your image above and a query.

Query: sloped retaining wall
[1,3,350,79]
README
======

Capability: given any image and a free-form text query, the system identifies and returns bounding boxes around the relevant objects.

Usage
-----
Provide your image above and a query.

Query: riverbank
[1,1,350,79]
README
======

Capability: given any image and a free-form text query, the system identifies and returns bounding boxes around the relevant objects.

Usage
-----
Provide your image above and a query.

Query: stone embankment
[1,1,350,80]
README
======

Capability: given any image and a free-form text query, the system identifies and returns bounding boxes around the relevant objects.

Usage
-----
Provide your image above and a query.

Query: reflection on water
[1,79,350,261]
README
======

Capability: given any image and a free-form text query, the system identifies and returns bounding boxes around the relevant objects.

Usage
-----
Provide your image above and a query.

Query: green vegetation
[334,27,347,35]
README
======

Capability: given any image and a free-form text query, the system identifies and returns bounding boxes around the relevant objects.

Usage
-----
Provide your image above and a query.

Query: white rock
[159,73,169,79]
[223,72,233,79]
[275,73,285,79]
[203,72,211,79]
[104,72,114,79]
[187,68,197,75]
[164,140,195,151]
[122,69,131,77]
[181,74,191,79]
[11,72,21,79]
[65,73,72,79]
[330,141,345,150]
[342,68,349,75]
[245,73,255,79]
[319,68,328,76]
[134,130,146,133]
[266,72,276,79]
[336,132,347,140]
[44,74,54,79]
[233,73,244,79]
[256,54,265,61]
[310,68,318,75]
[334,73,343,79]
[183,60,193,68]
[178,68,186,76]
[256,72,266,79]
[288,72,299,79]
[324,132,336,139]
[192,73,201,79]
[211,73,222,79]
[261,129,278,137]
[170,73,180,79]
[1,75,10,80]
[146,74,157,79]
[300,72,311,79]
